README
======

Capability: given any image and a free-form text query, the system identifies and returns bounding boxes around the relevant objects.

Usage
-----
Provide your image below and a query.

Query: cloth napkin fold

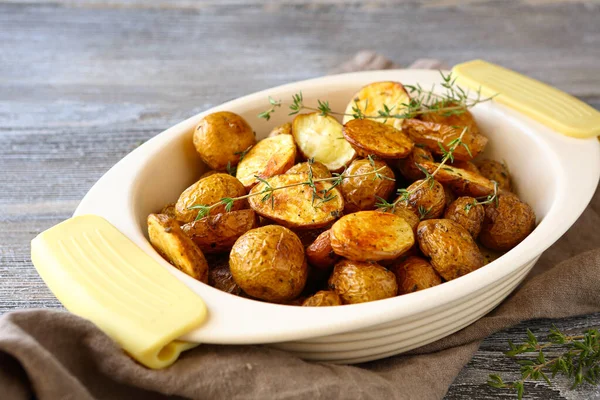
[1,54,599,400]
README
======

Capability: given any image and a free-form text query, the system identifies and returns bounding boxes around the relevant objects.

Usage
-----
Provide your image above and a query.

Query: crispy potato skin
[402,118,487,161]
[193,111,257,171]
[147,214,209,283]
[287,161,332,179]
[330,211,414,261]
[480,194,536,251]
[417,219,484,281]
[444,197,484,238]
[401,179,446,219]
[181,209,258,254]
[160,203,177,219]
[206,254,243,295]
[268,122,292,138]
[306,230,340,270]
[175,173,247,224]
[450,161,480,175]
[301,290,342,307]
[477,159,512,192]
[343,119,414,159]
[342,81,411,129]
[248,172,344,229]
[389,205,420,233]
[236,135,297,189]
[391,256,442,294]
[397,146,434,181]
[229,225,307,302]
[341,159,395,213]
[328,260,398,304]
[420,162,496,198]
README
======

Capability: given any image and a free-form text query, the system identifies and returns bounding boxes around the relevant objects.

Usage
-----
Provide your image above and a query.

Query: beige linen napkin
[1,54,599,400]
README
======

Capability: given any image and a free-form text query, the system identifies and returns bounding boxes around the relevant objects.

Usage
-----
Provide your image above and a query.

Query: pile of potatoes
[148,81,536,307]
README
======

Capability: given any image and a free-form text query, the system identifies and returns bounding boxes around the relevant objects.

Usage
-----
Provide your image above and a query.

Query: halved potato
[147,213,209,283]
[330,211,414,261]
[292,113,356,171]
[343,119,413,159]
[302,290,342,307]
[287,160,332,179]
[268,122,292,137]
[341,158,395,213]
[175,173,247,224]
[391,256,442,295]
[342,81,411,130]
[181,209,258,254]
[419,162,496,198]
[305,230,339,270]
[236,135,297,189]
[328,259,398,304]
[248,172,344,229]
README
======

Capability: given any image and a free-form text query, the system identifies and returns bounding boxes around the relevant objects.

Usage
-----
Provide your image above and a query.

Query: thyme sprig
[488,327,600,399]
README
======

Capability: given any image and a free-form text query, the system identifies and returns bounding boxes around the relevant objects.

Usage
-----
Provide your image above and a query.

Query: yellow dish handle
[31,215,207,369]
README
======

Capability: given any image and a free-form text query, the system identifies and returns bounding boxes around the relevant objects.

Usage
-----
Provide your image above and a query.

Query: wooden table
[1,1,599,398]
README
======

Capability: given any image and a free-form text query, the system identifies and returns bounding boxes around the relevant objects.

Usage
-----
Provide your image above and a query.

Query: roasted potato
[235,135,297,189]
[391,256,442,294]
[248,172,344,229]
[330,211,414,261]
[292,113,356,171]
[229,225,307,302]
[389,205,420,233]
[444,196,484,238]
[399,179,446,220]
[206,254,243,295]
[417,219,484,281]
[340,159,395,213]
[397,146,434,181]
[328,259,398,304]
[193,111,257,171]
[147,213,209,283]
[343,119,413,159]
[421,102,480,132]
[419,162,496,198]
[306,230,339,270]
[479,193,536,251]
[174,173,247,224]
[160,203,177,219]
[287,160,332,179]
[268,122,292,137]
[302,290,342,307]
[181,209,258,254]
[477,159,511,192]
[450,160,480,175]
[293,227,329,247]
[402,118,487,161]
[342,81,411,130]
[443,184,456,207]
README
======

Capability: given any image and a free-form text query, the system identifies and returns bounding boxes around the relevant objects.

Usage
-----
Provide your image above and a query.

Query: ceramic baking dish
[72,69,600,364]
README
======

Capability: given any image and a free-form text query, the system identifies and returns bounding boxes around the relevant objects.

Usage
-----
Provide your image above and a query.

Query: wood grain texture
[0,1,599,398]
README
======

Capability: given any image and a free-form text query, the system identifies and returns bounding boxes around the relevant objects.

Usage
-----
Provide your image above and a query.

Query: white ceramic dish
[75,70,600,364]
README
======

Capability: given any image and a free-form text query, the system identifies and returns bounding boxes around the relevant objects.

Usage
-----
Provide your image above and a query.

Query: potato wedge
[268,122,292,137]
[480,193,536,251]
[330,211,414,261]
[147,213,209,283]
[341,158,395,213]
[444,196,484,238]
[397,146,434,181]
[292,113,356,171]
[328,259,398,304]
[236,135,297,189]
[343,119,413,159]
[302,290,342,307]
[417,219,484,281]
[206,254,243,295]
[391,256,442,294]
[193,111,257,171]
[248,172,344,229]
[419,162,496,198]
[305,230,339,270]
[287,160,332,179]
[181,209,258,254]
[175,173,247,224]
[342,81,411,130]
[402,118,487,161]
[477,159,511,191]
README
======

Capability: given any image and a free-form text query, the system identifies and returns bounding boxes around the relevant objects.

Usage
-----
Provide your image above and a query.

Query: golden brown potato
[417,219,484,281]
[147,213,209,283]
[248,172,344,229]
[479,194,536,251]
[419,162,496,198]
[450,160,480,175]
[398,179,446,220]
[477,159,511,192]
[330,211,414,261]
[421,102,481,134]
[229,225,307,302]
[235,135,297,189]
[389,205,420,233]
[293,227,329,247]
[340,159,395,213]
[343,119,414,159]
[287,161,332,179]
[306,230,339,270]
[302,290,342,307]
[206,254,243,295]
[443,184,456,207]
[328,259,398,304]
[292,113,356,171]
[391,256,442,294]
[402,118,487,161]
[160,203,177,219]
[268,122,292,137]
[397,146,434,181]
[342,81,411,130]
[444,196,485,238]
[181,209,258,254]
[175,173,247,224]
[193,111,257,171]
